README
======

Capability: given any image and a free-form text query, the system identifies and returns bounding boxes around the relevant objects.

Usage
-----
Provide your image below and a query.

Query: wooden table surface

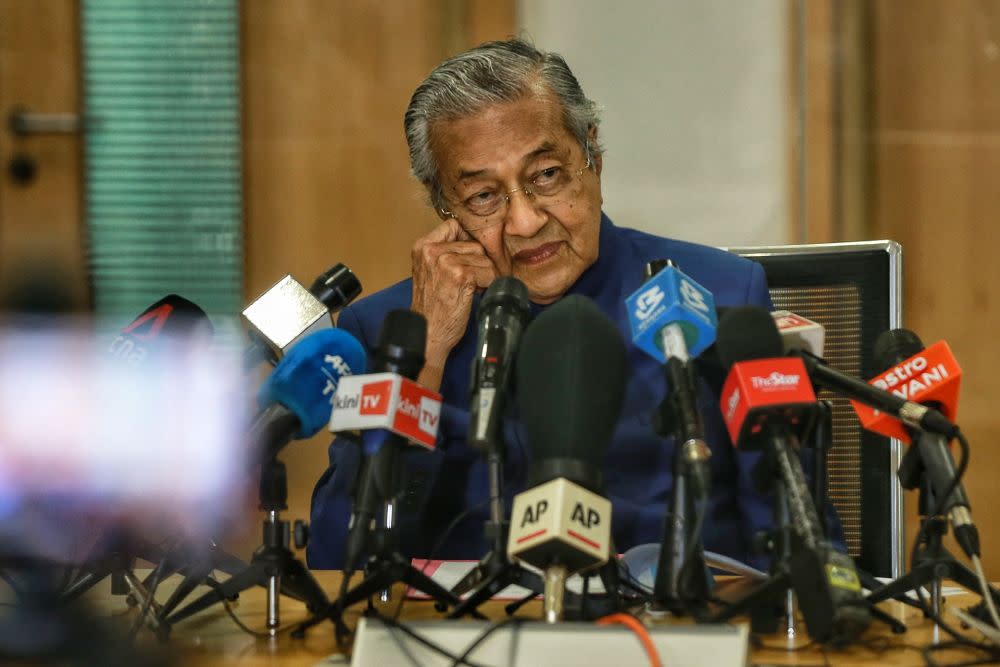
[77,571,994,667]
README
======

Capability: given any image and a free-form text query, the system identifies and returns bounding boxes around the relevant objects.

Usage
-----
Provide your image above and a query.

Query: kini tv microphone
[508,295,626,623]
[626,259,715,608]
[108,294,214,365]
[469,277,531,450]
[872,329,978,558]
[773,310,825,357]
[717,307,869,644]
[328,310,436,575]
[252,327,367,461]
[242,263,362,368]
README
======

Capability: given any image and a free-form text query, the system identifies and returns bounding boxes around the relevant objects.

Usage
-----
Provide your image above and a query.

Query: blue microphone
[625,260,717,611]
[252,327,366,459]
[626,260,718,361]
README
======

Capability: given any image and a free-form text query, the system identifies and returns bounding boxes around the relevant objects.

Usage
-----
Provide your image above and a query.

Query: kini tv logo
[358,379,392,415]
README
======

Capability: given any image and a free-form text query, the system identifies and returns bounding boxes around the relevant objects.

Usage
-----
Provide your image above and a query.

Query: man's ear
[588,125,603,177]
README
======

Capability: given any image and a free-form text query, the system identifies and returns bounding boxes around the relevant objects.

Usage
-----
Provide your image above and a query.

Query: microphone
[329,310,430,575]
[242,263,362,368]
[851,334,962,444]
[625,259,715,607]
[108,294,214,365]
[468,277,531,450]
[252,327,367,461]
[872,329,977,558]
[508,295,626,623]
[772,310,825,357]
[716,307,869,644]
[758,306,958,439]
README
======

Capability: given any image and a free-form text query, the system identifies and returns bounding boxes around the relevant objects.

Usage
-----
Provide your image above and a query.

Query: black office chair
[725,240,904,578]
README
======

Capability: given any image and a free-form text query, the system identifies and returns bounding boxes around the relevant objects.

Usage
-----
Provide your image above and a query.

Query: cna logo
[359,379,393,415]
[120,303,174,341]
[751,372,801,390]
[635,285,665,321]
[773,313,809,330]
[726,387,741,421]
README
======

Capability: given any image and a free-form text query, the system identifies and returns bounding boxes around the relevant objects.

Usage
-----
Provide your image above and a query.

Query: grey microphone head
[242,275,331,359]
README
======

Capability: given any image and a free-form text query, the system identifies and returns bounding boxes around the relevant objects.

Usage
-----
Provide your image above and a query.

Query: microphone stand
[294,445,463,636]
[161,449,330,638]
[865,444,1000,615]
[447,432,546,619]
[651,360,712,615]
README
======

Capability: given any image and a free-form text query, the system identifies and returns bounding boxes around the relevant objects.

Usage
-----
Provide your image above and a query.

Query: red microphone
[850,341,961,444]
[715,307,869,645]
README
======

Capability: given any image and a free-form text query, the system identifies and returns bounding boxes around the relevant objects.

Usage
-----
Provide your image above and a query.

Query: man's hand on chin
[410,217,498,391]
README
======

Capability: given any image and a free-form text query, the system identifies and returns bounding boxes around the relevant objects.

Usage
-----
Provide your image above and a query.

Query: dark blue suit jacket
[308,214,831,570]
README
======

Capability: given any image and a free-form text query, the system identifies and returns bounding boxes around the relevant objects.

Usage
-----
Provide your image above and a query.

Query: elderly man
[308,39,780,570]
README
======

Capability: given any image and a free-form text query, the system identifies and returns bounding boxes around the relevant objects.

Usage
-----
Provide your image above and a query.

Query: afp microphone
[242,263,362,368]
[871,329,978,558]
[252,327,367,461]
[508,295,626,623]
[468,277,531,450]
[717,307,869,644]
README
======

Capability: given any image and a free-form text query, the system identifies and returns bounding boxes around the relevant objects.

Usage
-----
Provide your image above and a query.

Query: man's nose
[503,188,547,238]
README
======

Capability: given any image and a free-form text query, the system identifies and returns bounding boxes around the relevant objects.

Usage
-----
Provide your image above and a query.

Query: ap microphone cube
[507,478,612,575]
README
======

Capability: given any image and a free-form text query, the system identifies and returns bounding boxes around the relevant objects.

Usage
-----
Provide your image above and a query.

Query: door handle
[8,107,84,136]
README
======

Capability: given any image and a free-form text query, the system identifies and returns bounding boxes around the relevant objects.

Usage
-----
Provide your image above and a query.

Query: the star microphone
[508,295,627,623]
[716,306,870,644]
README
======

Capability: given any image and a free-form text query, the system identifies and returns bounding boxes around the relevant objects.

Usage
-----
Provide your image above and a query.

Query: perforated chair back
[725,240,903,577]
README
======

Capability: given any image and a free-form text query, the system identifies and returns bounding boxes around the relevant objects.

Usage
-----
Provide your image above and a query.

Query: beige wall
[868,0,1000,572]
[237,0,516,555]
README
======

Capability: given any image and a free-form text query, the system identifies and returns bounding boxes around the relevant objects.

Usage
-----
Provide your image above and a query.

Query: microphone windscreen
[716,305,782,368]
[310,263,362,312]
[124,294,214,338]
[874,328,924,373]
[479,276,530,323]
[516,295,627,476]
[373,309,426,378]
[258,327,367,437]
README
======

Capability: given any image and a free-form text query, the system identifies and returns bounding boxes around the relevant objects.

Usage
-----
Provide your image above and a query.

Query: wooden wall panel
[870,0,1000,574]
[238,1,515,557]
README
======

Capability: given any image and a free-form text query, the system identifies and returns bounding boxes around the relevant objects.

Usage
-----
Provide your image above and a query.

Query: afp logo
[635,285,665,321]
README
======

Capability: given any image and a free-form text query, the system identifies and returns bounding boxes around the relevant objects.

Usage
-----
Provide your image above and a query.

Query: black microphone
[717,307,870,644]
[468,277,531,450]
[242,263,362,368]
[342,309,427,576]
[874,329,979,558]
[108,294,213,365]
[508,295,627,622]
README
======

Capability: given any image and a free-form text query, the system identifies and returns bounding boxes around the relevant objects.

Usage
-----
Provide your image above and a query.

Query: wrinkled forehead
[428,91,577,182]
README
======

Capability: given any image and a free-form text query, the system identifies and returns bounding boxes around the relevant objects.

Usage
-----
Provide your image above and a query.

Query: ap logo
[635,285,665,321]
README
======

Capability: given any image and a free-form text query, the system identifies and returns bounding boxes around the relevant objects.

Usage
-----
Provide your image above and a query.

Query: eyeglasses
[440,156,592,232]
